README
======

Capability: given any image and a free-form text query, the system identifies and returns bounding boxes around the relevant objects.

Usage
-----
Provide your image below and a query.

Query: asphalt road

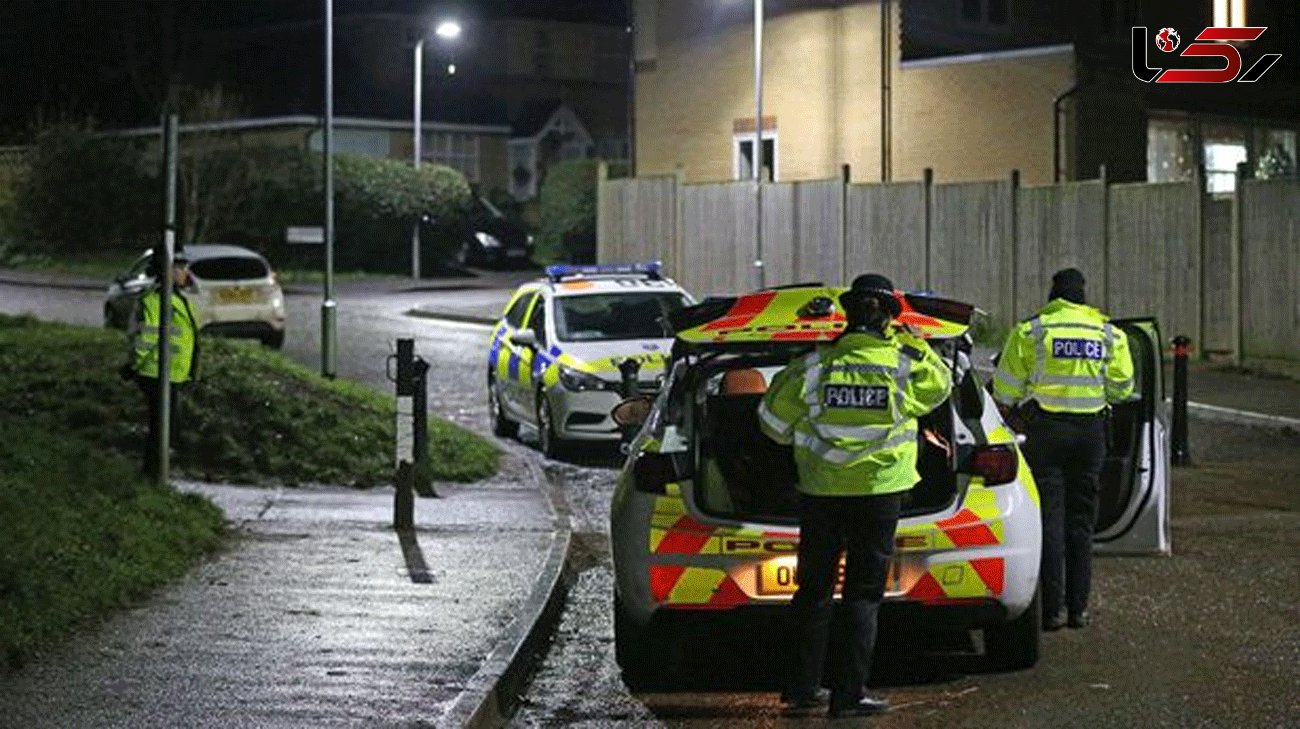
[5,280,1297,728]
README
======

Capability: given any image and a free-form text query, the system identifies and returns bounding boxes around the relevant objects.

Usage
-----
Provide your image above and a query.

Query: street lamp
[412,18,462,279]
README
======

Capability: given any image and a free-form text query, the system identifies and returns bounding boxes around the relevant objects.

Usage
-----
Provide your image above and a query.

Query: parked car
[104,244,287,348]
[457,196,533,268]
[486,262,693,458]
[607,285,1169,688]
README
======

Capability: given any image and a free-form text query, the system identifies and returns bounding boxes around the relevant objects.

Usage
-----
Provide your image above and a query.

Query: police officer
[992,268,1134,630]
[121,249,200,479]
[759,274,951,718]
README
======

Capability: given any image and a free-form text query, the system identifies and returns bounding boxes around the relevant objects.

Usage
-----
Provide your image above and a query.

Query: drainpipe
[880,0,892,182]
[1053,82,1081,183]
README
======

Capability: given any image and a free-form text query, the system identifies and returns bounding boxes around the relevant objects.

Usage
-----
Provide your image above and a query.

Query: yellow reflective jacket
[129,288,199,383]
[757,328,952,497]
[992,299,1134,414]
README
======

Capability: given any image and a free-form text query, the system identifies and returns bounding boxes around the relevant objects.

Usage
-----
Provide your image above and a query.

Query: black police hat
[841,273,901,317]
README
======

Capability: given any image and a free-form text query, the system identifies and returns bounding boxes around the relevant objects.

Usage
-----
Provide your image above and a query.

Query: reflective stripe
[1107,376,1134,392]
[1037,373,1103,387]
[757,400,792,435]
[794,428,916,465]
[1101,323,1115,388]
[893,352,912,420]
[801,350,823,418]
[1042,321,1106,333]
[994,369,1025,394]
[1029,317,1046,385]
[1033,393,1107,411]
[825,363,898,375]
[809,422,893,441]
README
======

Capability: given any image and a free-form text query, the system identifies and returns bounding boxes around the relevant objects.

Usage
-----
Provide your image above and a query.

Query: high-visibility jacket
[992,299,1134,414]
[129,288,199,383]
[758,328,952,497]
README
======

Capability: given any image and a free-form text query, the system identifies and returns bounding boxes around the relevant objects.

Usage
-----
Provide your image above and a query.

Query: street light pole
[412,37,424,280]
[321,0,337,378]
[752,0,765,289]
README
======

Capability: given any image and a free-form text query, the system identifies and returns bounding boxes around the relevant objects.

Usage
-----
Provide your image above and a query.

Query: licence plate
[756,558,896,597]
[506,249,528,258]
[217,287,258,304]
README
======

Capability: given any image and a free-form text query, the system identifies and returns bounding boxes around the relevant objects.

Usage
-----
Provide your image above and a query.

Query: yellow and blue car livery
[486,262,691,454]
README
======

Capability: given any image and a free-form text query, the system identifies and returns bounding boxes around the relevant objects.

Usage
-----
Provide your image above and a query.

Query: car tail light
[963,445,1017,486]
[632,453,678,494]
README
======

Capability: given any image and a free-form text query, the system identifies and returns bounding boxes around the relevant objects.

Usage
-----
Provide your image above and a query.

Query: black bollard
[393,338,416,529]
[1171,335,1190,467]
[412,355,436,497]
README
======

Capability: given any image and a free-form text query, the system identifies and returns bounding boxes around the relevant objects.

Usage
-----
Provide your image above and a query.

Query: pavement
[1,265,1297,728]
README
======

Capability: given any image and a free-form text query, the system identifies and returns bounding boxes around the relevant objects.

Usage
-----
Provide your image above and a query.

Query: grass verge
[0,314,498,486]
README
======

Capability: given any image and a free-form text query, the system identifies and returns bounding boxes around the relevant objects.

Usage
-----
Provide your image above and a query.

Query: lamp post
[322,0,337,378]
[411,18,461,280]
[752,0,765,289]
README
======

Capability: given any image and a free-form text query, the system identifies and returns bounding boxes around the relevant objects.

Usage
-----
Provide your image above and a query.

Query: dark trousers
[136,376,182,478]
[787,491,901,706]
[1024,412,1106,619]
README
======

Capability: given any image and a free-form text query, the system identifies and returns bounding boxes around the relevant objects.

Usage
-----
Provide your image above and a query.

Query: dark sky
[0,0,629,140]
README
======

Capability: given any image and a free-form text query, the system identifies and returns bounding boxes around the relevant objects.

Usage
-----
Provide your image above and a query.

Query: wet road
[6,280,1297,728]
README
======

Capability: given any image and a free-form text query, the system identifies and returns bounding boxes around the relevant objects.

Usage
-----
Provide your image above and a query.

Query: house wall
[635,0,1075,185]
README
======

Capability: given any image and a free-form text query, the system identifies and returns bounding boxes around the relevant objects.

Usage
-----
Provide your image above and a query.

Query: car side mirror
[611,395,654,428]
[509,330,538,348]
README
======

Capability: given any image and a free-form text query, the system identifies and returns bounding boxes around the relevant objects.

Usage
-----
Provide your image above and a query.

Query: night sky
[0,0,629,140]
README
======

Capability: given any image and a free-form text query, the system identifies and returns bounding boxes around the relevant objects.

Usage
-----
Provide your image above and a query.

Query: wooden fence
[598,166,1300,360]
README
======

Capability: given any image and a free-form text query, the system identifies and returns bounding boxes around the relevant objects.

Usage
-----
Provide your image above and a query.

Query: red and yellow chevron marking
[905,557,1005,603]
[649,565,749,609]
[894,486,1004,552]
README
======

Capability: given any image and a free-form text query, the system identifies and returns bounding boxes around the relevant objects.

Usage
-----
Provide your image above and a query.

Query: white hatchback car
[105,244,287,348]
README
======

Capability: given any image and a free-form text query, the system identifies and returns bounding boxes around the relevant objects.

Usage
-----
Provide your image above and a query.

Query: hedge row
[3,125,472,274]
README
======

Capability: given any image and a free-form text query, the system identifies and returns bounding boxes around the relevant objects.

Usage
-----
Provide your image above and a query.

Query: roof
[181,244,267,261]
[511,100,566,138]
[670,287,975,348]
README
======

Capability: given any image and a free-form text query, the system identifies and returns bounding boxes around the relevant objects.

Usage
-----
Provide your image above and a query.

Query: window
[534,30,554,77]
[735,136,777,182]
[424,132,480,183]
[554,293,688,342]
[1147,118,1195,183]
[189,256,270,281]
[528,299,548,347]
[504,292,536,328]
[1214,0,1247,28]
[960,0,1009,25]
[1204,125,1248,194]
[1255,129,1297,179]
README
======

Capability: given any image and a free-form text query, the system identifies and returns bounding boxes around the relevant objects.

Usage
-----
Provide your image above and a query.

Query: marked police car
[608,285,1169,688]
[486,262,693,457]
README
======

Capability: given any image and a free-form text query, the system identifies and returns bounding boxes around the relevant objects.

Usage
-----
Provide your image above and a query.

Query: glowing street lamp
[412,18,461,279]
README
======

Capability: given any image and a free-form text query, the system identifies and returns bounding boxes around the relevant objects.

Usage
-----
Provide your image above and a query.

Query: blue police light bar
[545,261,662,282]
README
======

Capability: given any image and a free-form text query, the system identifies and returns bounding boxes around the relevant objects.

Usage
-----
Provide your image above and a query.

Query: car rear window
[189,256,269,280]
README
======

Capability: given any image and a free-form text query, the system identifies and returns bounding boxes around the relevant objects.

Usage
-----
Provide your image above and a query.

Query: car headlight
[476,231,501,248]
[559,365,610,392]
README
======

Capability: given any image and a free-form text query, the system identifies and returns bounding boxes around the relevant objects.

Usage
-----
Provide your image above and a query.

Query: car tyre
[488,376,519,439]
[984,586,1041,671]
[536,390,566,459]
[614,595,681,691]
[262,330,285,350]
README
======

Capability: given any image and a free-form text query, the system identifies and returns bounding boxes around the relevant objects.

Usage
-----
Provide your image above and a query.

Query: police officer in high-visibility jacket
[759,274,951,718]
[121,250,200,479]
[993,267,1134,631]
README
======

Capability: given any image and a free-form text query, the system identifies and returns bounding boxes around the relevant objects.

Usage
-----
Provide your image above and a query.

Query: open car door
[1094,318,1171,555]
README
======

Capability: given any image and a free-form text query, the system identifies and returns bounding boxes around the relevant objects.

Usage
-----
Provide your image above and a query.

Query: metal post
[752,0,765,289]
[880,0,892,182]
[1171,335,1191,467]
[394,338,415,529]
[411,37,424,280]
[412,355,434,497]
[321,0,338,378]
[157,114,179,487]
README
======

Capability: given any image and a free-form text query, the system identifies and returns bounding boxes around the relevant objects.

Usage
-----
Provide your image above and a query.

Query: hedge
[534,159,626,265]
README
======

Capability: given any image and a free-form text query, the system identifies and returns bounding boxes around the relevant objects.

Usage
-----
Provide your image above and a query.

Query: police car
[608,285,1170,688]
[486,262,693,457]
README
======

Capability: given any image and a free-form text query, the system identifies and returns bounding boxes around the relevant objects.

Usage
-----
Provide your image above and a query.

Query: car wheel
[615,595,682,691]
[984,586,1041,671]
[262,330,285,350]
[536,390,566,459]
[103,304,117,329]
[488,376,519,439]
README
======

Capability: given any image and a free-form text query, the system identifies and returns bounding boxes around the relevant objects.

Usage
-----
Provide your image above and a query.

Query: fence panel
[597,178,626,264]
[790,179,845,286]
[680,181,754,297]
[1014,181,1106,320]
[930,181,1014,324]
[1201,198,1235,355]
[1240,179,1300,360]
[760,182,795,287]
[598,176,677,271]
[844,182,926,290]
[1107,181,1200,344]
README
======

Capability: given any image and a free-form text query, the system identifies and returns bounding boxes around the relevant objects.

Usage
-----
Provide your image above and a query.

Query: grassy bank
[0,314,499,669]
